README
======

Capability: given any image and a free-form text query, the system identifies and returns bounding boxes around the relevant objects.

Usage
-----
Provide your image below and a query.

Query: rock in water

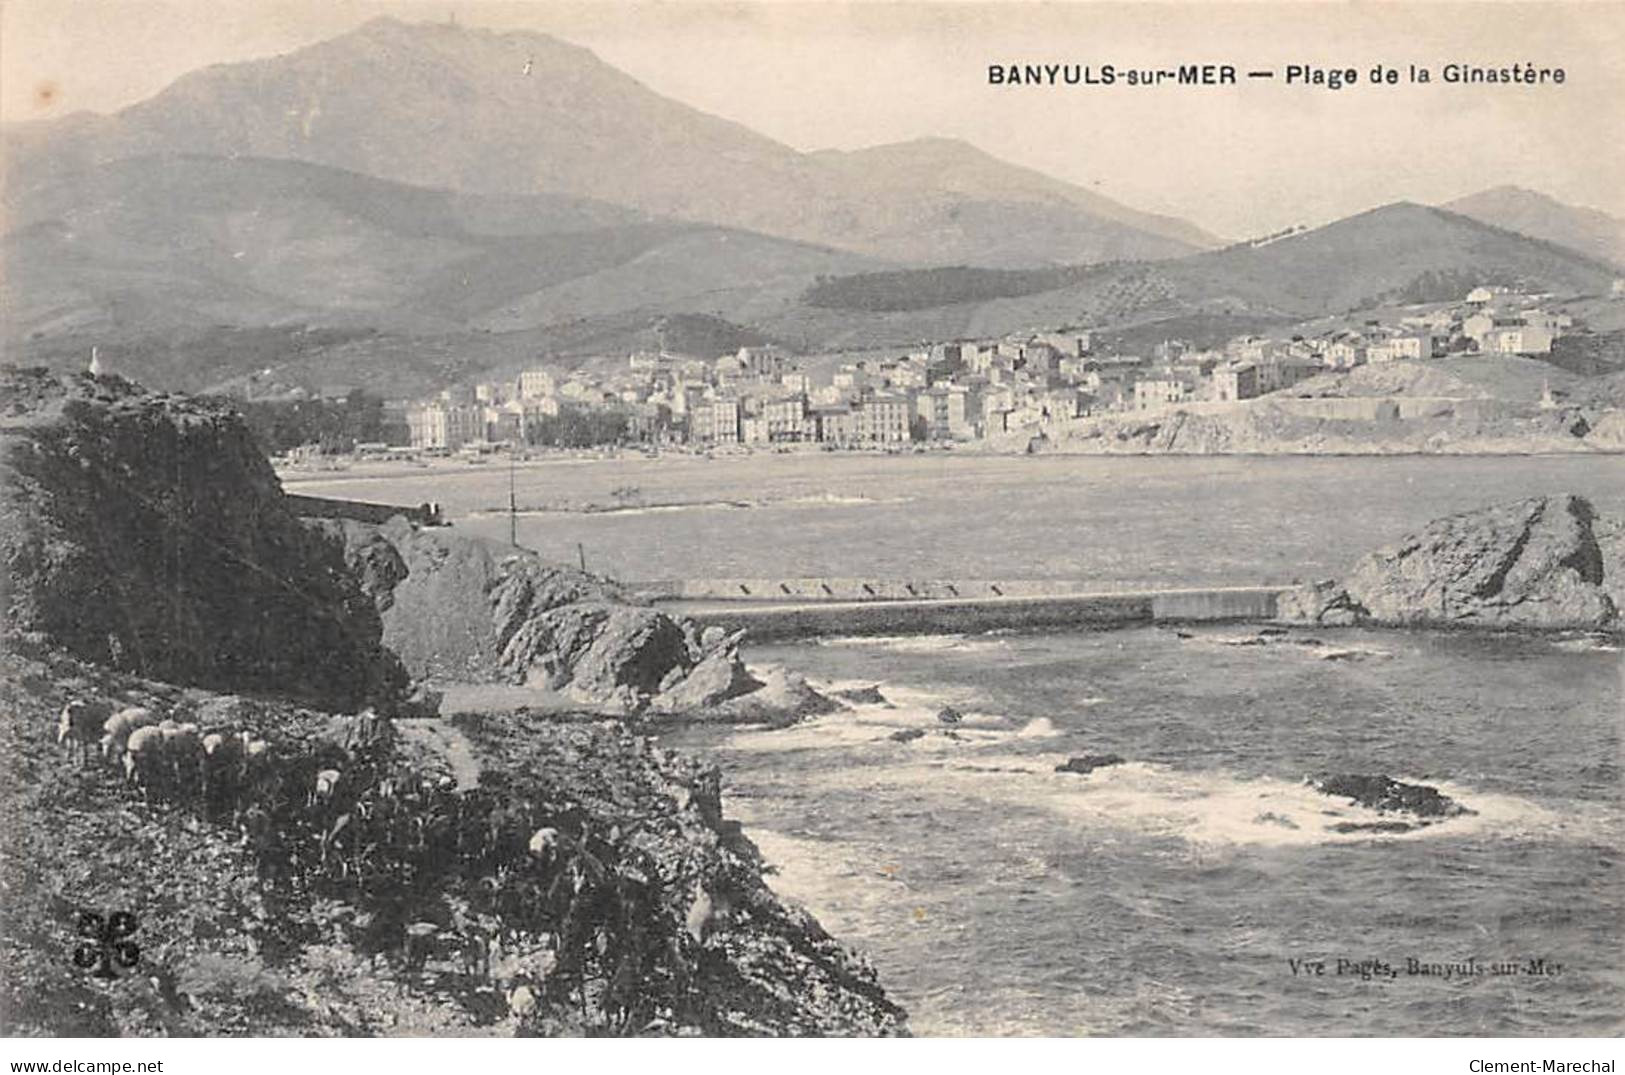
[652,644,762,711]
[1280,496,1620,631]
[936,705,963,724]
[834,684,889,705]
[1307,773,1471,818]
[1055,753,1125,776]
[888,728,926,743]
[701,666,843,726]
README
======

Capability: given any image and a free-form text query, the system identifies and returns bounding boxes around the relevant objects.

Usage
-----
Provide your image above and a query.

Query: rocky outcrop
[1,369,407,711]
[506,603,692,703]
[1027,396,1624,457]
[1308,774,1471,819]
[833,684,888,706]
[677,665,844,726]
[1280,495,1621,632]
[324,519,832,719]
[651,640,762,712]
[1055,753,1125,776]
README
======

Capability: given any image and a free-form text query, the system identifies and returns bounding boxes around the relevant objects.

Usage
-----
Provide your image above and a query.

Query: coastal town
[282,282,1601,460]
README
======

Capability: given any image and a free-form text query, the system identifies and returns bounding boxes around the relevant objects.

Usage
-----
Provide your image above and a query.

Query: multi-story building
[917,385,970,439]
[737,346,789,380]
[1134,376,1194,410]
[1325,336,1366,370]
[1213,362,1261,401]
[813,405,858,446]
[857,393,912,443]
[407,403,485,451]
[690,396,741,444]
[763,394,813,441]
[518,369,556,400]
[1483,324,1555,355]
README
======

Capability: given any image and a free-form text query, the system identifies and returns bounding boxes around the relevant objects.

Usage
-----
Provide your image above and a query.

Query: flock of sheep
[57,697,334,809]
[55,692,716,1027]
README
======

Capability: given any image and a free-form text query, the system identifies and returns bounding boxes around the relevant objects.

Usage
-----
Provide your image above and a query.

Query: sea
[289,453,1624,1035]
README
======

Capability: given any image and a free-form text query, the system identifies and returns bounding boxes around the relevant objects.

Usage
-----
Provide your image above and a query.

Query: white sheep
[57,699,113,766]
[122,725,166,791]
[99,706,157,762]
[201,731,239,759]
[685,883,714,944]
[311,768,342,806]
[507,984,538,1018]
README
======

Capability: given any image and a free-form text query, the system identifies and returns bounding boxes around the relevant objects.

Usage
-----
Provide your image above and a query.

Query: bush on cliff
[0,649,906,1036]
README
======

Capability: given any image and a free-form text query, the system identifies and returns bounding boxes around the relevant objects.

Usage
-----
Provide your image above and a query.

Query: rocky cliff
[1,369,901,1036]
[1,369,407,711]
[315,517,806,718]
[1279,494,1623,632]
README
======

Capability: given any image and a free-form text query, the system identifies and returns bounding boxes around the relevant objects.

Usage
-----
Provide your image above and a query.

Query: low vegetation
[803,262,1131,312]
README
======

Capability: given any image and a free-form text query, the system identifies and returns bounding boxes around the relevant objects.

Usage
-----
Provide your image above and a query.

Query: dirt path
[394,719,483,790]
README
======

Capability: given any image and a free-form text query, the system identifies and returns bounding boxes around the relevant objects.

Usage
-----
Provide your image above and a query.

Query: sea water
[661,626,1622,1036]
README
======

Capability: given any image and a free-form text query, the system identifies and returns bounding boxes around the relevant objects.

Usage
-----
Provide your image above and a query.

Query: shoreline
[273,441,1625,486]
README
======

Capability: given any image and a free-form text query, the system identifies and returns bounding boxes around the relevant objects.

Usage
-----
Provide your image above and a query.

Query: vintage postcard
[1,0,1622,1049]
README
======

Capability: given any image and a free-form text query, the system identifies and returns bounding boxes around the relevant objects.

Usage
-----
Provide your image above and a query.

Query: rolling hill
[1444,187,1625,269]
[1,153,885,342]
[795,203,1622,328]
[2,16,1213,269]
[1158,202,1621,316]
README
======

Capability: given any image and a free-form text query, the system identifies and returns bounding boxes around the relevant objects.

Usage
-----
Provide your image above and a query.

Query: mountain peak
[1443,186,1625,268]
[7,15,1221,267]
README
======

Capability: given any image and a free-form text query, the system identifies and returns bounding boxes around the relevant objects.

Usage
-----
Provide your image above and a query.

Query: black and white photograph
[1,0,1622,1053]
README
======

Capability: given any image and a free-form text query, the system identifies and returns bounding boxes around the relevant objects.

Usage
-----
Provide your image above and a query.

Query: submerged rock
[1055,753,1125,776]
[935,705,964,724]
[1307,773,1471,819]
[834,684,889,705]
[888,728,926,743]
[1329,820,1416,835]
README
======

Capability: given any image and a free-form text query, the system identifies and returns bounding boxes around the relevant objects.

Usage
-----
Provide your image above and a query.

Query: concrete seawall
[285,493,443,527]
[636,577,1168,602]
[666,586,1283,642]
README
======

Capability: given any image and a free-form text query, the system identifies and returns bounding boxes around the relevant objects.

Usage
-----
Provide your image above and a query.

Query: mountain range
[1443,186,1625,269]
[3,16,1214,268]
[2,15,1620,395]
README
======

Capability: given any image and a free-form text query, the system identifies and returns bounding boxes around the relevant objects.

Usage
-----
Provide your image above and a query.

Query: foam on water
[722,701,1604,850]
[816,633,1016,657]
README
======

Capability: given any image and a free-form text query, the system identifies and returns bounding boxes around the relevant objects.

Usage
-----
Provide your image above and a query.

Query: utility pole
[508,448,518,547]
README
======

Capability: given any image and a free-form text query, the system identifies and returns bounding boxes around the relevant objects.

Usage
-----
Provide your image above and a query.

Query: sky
[3,0,1623,239]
